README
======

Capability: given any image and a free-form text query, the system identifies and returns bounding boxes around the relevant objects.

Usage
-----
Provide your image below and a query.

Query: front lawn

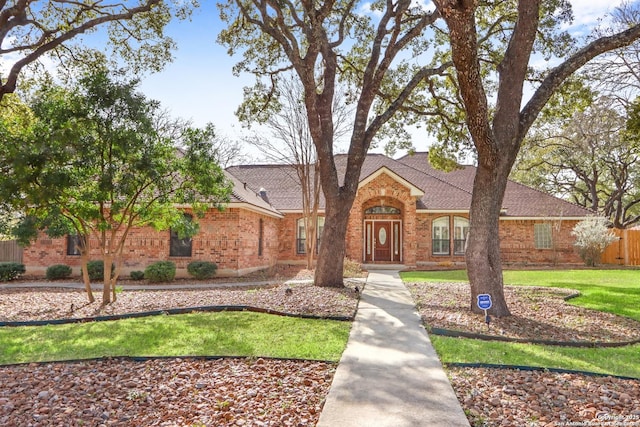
[0,312,350,365]
[401,269,640,321]
[401,269,640,378]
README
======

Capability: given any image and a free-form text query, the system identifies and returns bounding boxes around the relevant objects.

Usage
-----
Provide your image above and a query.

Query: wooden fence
[0,240,23,263]
[601,229,640,266]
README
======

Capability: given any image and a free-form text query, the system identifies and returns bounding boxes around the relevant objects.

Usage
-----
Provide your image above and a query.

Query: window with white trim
[432,216,450,255]
[453,217,469,255]
[534,223,553,249]
[296,217,324,254]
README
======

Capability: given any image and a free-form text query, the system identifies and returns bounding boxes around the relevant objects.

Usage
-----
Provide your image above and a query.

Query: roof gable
[358,166,424,198]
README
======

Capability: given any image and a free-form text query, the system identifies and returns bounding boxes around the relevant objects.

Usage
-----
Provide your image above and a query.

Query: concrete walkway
[316,270,470,427]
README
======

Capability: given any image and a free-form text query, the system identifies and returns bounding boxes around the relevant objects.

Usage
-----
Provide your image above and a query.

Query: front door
[374,222,391,261]
[364,220,401,262]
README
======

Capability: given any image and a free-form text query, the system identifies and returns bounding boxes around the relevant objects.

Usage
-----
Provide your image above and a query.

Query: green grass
[432,336,640,379]
[401,269,640,378]
[401,269,640,321]
[0,312,350,365]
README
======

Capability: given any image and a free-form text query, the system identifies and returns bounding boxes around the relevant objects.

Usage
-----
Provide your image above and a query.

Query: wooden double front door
[364,220,402,262]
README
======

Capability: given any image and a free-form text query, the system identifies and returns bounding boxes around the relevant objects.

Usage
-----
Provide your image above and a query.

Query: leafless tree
[248,75,353,269]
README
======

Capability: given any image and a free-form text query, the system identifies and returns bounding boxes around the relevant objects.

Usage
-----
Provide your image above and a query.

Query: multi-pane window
[453,217,470,255]
[66,234,85,256]
[432,217,450,255]
[258,218,264,256]
[534,223,553,249]
[296,217,324,254]
[170,214,193,257]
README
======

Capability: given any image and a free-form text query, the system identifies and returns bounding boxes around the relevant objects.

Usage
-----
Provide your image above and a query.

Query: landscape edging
[428,326,640,348]
[0,354,338,368]
[446,362,640,381]
[0,305,354,327]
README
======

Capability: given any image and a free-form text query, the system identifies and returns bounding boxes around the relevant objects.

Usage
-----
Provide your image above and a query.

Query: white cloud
[563,0,624,35]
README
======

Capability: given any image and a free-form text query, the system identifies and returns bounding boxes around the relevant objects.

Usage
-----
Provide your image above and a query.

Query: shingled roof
[225,170,283,217]
[226,153,592,218]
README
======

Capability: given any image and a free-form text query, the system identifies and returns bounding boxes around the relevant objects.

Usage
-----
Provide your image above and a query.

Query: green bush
[87,260,115,281]
[130,270,145,281]
[46,264,72,280]
[343,258,363,278]
[0,262,26,282]
[187,261,218,280]
[144,261,176,283]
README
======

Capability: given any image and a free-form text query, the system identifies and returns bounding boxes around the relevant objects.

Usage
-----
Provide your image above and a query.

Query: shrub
[46,264,72,280]
[130,270,145,281]
[571,217,618,266]
[187,261,218,280]
[0,262,26,282]
[343,258,363,278]
[144,261,176,283]
[87,260,115,281]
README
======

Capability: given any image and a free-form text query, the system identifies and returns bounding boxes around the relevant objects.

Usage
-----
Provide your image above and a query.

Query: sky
[7,0,627,161]
[135,0,627,161]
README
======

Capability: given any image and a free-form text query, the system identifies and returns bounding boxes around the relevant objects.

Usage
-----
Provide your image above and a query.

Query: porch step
[361,263,407,270]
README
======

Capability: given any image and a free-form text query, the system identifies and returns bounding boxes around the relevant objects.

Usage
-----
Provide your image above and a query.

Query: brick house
[23,152,592,277]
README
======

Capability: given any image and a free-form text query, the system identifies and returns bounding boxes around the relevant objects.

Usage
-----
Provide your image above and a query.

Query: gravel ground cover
[408,281,640,426]
[407,282,640,343]
[1,273,639,426]
[0,358,333,426]
[0,282,360,323]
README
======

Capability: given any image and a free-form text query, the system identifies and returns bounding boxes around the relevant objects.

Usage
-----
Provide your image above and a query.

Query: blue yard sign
[477,294,492,310]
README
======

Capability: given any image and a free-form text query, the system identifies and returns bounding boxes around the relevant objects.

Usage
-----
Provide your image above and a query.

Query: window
[296,217,324,254]
[364,206,401,215]
[453,217,470,255]
[66,234,85,256]
[432,217,450,255]
[258,218,264,256]
[534,223,553,249]
[170,214,193,257]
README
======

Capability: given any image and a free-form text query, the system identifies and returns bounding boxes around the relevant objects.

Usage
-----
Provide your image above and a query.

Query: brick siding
[22,175,583,277]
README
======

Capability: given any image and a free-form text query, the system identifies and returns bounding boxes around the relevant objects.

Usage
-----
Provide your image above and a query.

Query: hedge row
[35,260,219,282]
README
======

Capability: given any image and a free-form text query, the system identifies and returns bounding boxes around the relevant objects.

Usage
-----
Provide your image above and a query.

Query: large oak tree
[218,0,448,287]
[434,0,640,315]
[219,0,640,315]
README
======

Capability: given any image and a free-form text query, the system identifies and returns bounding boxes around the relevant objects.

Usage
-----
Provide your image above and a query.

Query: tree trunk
[314,192,353,288]
[80,251,94,304]
[466,159,512,317]
[102,253,114,305]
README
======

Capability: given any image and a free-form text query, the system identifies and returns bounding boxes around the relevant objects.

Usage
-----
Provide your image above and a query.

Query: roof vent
[258,188,268,201]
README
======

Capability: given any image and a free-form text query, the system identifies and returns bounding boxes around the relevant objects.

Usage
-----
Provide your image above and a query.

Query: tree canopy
[514,96,640,228]
[0,0,194,101]
[0,67,232,303]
